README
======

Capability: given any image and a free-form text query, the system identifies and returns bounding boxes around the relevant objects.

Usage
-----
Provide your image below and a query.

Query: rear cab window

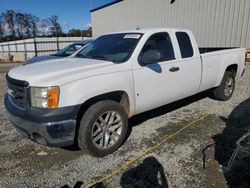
[175,32,194,58]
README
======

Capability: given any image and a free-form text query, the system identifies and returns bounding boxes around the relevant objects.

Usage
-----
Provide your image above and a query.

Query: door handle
[169,67,180,72]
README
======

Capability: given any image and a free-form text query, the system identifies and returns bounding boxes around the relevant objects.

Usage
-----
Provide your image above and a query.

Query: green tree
[49,15,62,37]
[82,27,92,37]
[37,19,50,36]
[15,12,25,38]
[0,13,5,42]
[30,15,39,37]
[68,29,82,37]
[4,10,16,40]
[22,13,31,38]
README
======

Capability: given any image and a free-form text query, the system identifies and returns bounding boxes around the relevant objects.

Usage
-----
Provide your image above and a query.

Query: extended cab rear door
[173,31,202,98]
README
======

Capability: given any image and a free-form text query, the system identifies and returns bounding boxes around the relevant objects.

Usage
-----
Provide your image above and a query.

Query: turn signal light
[47,87,59,108]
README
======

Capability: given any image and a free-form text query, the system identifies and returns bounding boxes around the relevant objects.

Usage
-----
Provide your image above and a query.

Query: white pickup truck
[5,28,246,157]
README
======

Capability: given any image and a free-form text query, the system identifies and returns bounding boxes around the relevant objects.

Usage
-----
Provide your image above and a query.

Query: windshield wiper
[52,53,69,57]
[51,53,62,56]
[88,55,107,60]
[76,54,113,62]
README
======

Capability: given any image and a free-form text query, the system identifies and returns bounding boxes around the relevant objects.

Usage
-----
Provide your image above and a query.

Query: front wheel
[77,100,128,157]
[212,71,235,101]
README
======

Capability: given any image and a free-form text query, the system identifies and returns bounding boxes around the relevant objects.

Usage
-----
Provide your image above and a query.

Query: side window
[139,32,175,63]
[176,32,194,58]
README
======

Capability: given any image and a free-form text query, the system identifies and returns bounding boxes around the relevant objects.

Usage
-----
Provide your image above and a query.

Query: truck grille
[6,75,29,109]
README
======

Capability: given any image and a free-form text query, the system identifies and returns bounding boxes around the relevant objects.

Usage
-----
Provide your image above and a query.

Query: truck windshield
[75,33,143,63]
[53,43,85,57]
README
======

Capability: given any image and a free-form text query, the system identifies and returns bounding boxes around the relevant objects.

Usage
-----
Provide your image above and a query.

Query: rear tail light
[245,49,250,66]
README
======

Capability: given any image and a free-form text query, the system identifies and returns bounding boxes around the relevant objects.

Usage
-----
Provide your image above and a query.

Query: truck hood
[23,55,62,65]
[8,58,119,86]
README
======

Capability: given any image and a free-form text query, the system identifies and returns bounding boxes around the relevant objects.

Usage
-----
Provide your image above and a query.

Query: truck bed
[198,47,245,93]
[199,47,236,54]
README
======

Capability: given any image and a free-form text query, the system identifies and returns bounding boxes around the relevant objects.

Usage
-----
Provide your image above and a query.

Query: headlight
[30,87,59,109]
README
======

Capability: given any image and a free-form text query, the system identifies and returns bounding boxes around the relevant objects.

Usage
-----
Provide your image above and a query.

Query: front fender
[59,71,136,116]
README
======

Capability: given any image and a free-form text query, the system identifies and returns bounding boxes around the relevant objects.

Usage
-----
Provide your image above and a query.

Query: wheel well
[74,91,130,146]
[226,64,238,76]
[76,91,130,123]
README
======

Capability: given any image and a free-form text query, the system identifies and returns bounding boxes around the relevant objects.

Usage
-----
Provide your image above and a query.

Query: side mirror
[140,50,161,65]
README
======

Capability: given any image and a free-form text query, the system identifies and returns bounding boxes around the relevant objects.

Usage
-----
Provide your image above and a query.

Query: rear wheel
[212,71,235,101]
[77,100,128,157]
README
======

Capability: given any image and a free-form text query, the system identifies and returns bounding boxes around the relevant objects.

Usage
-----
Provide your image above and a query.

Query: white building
[91,0,250,48]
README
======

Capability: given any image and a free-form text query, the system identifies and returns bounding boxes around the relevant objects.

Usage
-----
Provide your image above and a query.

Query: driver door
[133,32,182,114]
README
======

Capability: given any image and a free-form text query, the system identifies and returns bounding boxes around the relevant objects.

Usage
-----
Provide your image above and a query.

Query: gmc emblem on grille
[7,88,15,98]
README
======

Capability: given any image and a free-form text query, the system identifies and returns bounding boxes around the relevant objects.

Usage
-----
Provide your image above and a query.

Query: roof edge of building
[90,0,123,13]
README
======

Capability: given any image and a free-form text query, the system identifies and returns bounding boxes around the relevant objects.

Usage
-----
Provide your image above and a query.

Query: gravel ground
[0,63,21,73]
[0,66,250,188]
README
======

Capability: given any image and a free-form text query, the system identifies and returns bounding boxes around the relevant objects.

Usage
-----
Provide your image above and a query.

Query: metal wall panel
[247,2,250,47]
[91,0,250,48]
[221,0,230,47]
[241,0,250,47]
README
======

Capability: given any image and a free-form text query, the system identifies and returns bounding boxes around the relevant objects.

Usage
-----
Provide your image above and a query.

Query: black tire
[77,100,128,157]
[212,70,235,101]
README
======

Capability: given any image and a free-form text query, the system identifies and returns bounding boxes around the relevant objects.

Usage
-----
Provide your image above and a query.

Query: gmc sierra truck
[5,28,246,157]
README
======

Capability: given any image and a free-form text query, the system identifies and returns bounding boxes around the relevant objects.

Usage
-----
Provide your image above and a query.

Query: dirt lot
[0,65,250,188]
[0,62,21,73]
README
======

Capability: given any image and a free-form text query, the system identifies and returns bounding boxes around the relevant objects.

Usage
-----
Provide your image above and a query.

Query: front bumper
[6,111,76,147]
[5,94,80,147]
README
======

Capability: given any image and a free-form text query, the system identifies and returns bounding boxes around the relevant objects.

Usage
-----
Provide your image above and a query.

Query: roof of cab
[106,28,191,35]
